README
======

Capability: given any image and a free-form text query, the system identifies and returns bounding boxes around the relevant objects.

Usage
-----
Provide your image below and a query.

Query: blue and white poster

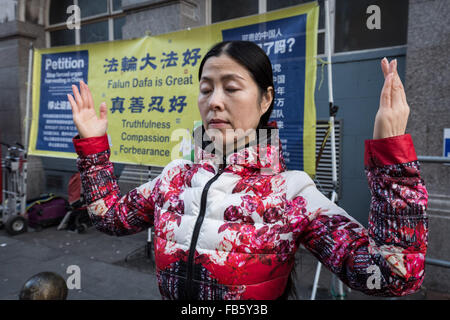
[222,14,308,171]
[36,50,89,153]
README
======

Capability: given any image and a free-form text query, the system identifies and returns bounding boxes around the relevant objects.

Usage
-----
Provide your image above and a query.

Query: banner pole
[325,0,337,193]
[311,0,343,300]
[325,0,345,300]
[24,42,34,156]
[19,42,34,215]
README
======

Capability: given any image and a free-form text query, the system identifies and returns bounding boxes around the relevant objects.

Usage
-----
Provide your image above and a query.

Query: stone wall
[0,19,46,200]
[405,0,450,294]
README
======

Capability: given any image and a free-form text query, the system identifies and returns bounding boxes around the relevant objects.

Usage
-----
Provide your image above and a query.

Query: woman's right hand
[67,80,108,139]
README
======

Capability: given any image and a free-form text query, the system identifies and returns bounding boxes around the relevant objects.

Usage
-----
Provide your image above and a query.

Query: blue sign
[444,129,450,157]
[445,139,450,157]
[36,50,89,153]
[222,14,307,171]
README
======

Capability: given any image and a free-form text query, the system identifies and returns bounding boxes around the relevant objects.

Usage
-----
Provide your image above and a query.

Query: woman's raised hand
[67,80,108,139]
[373,58,410,140]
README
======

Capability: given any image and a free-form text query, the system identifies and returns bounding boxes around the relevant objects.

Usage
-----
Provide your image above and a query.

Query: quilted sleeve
[298,134,428,297]
[73,134,162,236]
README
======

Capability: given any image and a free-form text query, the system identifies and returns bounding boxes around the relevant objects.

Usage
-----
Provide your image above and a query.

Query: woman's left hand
[373,58,410,140]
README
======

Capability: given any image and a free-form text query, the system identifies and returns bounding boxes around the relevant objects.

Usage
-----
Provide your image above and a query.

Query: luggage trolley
[0,141,28,235]
[1,42,34,236]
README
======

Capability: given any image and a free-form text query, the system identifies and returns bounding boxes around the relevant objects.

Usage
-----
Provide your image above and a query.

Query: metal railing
[426,258,450,269]
[418,156,450,163]
[418,155,450,269]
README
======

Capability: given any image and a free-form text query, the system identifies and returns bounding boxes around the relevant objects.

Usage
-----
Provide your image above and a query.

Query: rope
[315,122,332,172]
[316,57,331,92]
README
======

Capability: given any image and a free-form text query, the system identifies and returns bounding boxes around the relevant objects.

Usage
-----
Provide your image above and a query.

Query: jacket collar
[193,125,286,175]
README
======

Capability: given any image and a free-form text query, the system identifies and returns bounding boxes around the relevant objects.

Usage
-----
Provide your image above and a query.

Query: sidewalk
[0,226,159,300]
[0,225,448,300]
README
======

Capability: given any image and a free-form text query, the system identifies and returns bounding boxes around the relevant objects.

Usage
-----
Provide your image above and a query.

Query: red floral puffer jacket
[72,130,428,300]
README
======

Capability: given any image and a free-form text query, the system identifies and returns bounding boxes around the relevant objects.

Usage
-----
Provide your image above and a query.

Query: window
[210,0,326,55]
[334,0,408,53]
[78,0,108,19]
[47,0,125,47]
[50,28,75,47]
[0,0,17,23]
[80,20,109,44]
[114,16,126,41]
[210,0,409,55]
[267,0,326,55]
[267,0,325,29]
[211,0,258,23]
[49,0,73,25]
[112,0,123,12]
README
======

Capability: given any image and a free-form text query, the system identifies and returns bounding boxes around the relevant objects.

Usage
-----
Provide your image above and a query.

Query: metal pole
[311,0,343,300]
[426,257,450,269]
[325,0,345,300]
[325,1,337,193]
[321,0,338,205]
[417,156,450,163]
[22,42,34,215]
[24,42,33,155]
[416,157,450,270]
[310,261,322,300]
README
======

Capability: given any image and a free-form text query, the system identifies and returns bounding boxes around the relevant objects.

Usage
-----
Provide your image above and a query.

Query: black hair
[198,41,275,129]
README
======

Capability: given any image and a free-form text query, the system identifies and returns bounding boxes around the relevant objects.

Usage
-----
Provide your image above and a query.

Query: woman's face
[198,54,273,149]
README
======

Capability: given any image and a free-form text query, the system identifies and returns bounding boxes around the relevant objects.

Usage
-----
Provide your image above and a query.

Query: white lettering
[66,265,81,289]
[181,304,215,318]
[66,5,81,30]
[366,265,381,289]
[45,57,85,71]
[366,5,381,30]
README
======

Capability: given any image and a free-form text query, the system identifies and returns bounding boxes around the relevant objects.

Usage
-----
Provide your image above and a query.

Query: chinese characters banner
[28,2,318,175]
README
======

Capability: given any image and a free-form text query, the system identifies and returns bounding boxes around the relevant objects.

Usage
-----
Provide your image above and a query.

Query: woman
[68,41,428,300]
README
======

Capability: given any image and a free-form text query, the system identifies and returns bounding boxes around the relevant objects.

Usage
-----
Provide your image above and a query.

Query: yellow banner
[28,2,318,175]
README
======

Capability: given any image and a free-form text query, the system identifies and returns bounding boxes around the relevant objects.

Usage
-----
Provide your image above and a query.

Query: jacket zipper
[185,162,225,300]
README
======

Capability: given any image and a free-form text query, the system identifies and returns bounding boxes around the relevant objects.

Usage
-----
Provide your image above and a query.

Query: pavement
[0,225,449,300]
[0,226,159,300]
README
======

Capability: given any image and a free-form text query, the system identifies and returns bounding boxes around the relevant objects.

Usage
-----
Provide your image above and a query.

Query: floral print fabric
[74,133,427,299]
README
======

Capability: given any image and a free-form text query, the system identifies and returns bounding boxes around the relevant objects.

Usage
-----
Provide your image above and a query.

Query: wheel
[5,215,28,235]
[77,223,88,234]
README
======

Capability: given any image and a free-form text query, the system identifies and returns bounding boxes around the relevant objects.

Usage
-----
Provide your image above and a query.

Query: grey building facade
[0,0,448,295]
